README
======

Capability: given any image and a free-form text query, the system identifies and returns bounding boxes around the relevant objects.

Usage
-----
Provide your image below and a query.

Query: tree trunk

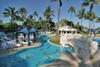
[56,3,61,34]
[11,16,13,32]
[89,20,90,36]
[16,32,18,43]
[28,29,30,46]
[89,1,94,37]
[92,20,95,36]
[70,13,72,33]
[89,20,92,36]
[81,18,83,26]
[33,33,36,42]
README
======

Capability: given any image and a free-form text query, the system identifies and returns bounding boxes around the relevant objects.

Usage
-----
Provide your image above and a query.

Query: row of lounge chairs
[0,32,35,50]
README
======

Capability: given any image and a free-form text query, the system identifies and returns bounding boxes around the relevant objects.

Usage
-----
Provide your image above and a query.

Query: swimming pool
[95,38,100,44]
[0,42,60,67]
[94,38,100,47]
[0,41,74,67]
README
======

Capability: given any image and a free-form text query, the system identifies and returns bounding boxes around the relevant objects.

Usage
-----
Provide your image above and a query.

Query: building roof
[58,26,77,31]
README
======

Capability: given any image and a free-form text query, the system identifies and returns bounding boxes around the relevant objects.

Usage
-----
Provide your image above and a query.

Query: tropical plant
[32,11,38,20]
[24,14,36,29]
[18,7,27,25]
[82,0,94,12]
[24,16,32,46]
[77,6,85,26]
[67,6,76,31]
[43,6,54,31]
[84,11,96,36]
[68,6,76,20]
[44,7,54,22]
[59,19,74,27]
[82,0,99,36]
[51,0,62,29]
[0,19,4,31]
[4,22,18,32]
[3,7,18,31]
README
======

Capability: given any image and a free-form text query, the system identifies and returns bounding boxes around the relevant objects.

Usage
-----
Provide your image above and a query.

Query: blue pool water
[0,34,74,67]
[95,38,100,44]
[0,41,74,67]
[2,34,99,67]
[0,42,61,67]
[94,38,100,47]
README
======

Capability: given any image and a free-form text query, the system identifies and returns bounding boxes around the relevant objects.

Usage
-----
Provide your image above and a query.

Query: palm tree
[82,0,98,36]
[84,11,96,36]
[43,6,54,31]
[33,11,38,20]
[90,11,96,36]
[37,17,43,30]
[18,7,27,25]
[68,6,76,21]
[82,0,94,12]
[59,19,74,27]
[44,7,54,22]
[68,6,76,32]
[24,15,34,46]
[77,5,85,26]
[3,7,18,31]
[51,0,62,30]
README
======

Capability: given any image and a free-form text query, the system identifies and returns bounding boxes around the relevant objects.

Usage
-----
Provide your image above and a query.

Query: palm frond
[68,6,76,14]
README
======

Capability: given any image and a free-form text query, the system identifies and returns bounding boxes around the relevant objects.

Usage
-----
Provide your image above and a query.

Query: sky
[0,0,100,28]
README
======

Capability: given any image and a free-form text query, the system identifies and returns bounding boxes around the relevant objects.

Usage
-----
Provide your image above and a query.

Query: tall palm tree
[33,11,38,20]
[18,7,27,25]
[68,6,76,21]
[24,15,34,46]
[3,7,18,31]
[82,0,100,17]
[43,6,54,31]
[90,11,96,36]
[77,5,85,26]
[44,7,54,22]
[84,12,91,35]
[68,6,76,32]
[82,0,100,36]
[51,0,62,29]
[84,11,96,36]
[82,0,94,12]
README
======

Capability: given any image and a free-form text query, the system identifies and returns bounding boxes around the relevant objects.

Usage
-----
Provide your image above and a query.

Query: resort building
[58,26,78,35]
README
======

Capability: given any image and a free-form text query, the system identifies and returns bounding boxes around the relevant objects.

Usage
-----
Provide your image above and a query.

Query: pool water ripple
[0,42,64,67]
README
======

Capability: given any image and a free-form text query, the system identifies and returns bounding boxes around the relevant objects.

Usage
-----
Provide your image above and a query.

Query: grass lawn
[96,33,100,38]
[50,35,60,45]
[80,32,88,36]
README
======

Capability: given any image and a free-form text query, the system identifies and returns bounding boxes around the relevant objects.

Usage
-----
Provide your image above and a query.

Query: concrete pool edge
[0,40,61,58]
[0,43,40,57]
